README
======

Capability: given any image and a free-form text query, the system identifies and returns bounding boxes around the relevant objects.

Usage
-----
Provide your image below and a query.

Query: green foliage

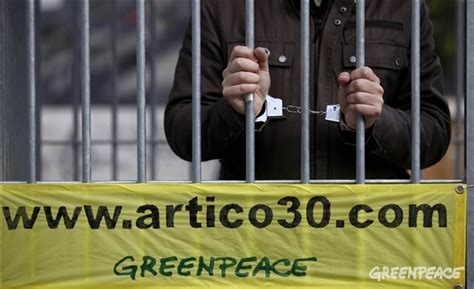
[426,0,458,92]
[427,0,456,61]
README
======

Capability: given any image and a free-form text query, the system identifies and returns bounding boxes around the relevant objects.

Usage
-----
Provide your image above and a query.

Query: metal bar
[245,0,255,183]
[192,0,201,183]
[27,0,36,183]
[0,179,464,185]
[42,139,168,146]
[466,0,474,287]
[411,0,421,184]
[301,0,310,184]
[111,0,119,181]
[355,0,365,184]
[35,0,42,181]
[80,0,91,183]
[136,0,146,183]
[149,0,158,180]
[71,0,80,181]
[455,0,465,180]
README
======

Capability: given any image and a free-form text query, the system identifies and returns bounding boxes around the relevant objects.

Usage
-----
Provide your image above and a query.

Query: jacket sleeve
[164,1,244,162]
[340,2,451,170]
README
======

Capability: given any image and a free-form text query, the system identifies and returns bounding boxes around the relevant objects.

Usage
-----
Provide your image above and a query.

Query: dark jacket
[165,0,451,180]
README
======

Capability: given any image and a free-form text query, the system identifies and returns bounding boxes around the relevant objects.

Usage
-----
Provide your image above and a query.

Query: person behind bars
[164,0,451,180]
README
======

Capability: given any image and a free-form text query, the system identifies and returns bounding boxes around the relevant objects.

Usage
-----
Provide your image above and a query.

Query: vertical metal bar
[192,0,201,183]
[466,0,474,287]
[27,0,36,183]
[301,0,310,184]
[136,0,146,183]
[35,0,42,181]
[72,0,80,181]
[80,0,91,183]
[455,0,465,180]
[111,0,119,180]
[355,0,365,184]
[245,0,255,183]
[411,0,421,184]
[149,0,158,180]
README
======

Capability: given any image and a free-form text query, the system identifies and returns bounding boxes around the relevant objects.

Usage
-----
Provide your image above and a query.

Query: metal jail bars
[7,0,461,185]
[13,0,462,184]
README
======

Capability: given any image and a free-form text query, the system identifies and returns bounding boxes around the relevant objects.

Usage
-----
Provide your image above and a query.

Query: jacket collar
[290,0,333,13]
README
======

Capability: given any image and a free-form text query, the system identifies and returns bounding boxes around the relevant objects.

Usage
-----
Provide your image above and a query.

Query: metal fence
[0,0,473,287]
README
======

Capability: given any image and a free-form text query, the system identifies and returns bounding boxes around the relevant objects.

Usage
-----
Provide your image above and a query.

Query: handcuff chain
[283,105,326,115]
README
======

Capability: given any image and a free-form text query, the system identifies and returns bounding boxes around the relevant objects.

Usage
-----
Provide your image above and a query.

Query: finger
[350,66,380,83]
[222,71,261,87]
[228,45,257,64]
[337,72,351,87]
[345,78,384,95]
[223,84,260,99]
[254,47,270,72]
[346,103,383,118]
[226,57,260,74]
[337,72,351,107]
[346,92,384,106]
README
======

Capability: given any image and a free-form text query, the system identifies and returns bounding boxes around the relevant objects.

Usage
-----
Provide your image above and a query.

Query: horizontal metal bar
[42,140,168,146]
[0,180,464,185]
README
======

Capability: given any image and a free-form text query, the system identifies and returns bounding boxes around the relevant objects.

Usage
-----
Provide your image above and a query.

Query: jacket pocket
[344,20,403,31]
[342,42,408,71]
[340,39,409,104]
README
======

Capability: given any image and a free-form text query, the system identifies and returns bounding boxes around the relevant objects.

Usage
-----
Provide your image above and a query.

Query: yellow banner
[0,184,466,288]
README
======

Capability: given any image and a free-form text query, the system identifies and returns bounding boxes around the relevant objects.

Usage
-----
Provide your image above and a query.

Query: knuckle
[350,92,362,103]
[238,85,248,94]
[235,58,244,68]
[353,80,364,91]
[378,85,385,95]
[222,68,229,78]
[222,87,230,97]
[237,72,246,83]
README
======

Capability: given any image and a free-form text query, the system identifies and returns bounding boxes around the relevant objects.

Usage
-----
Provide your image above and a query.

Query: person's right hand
[222,46,271,116]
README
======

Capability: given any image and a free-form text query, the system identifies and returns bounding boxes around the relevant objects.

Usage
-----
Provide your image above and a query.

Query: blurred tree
[426,0,457,94]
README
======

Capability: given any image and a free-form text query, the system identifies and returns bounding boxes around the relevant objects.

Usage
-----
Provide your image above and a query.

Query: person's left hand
[337,67,384,129]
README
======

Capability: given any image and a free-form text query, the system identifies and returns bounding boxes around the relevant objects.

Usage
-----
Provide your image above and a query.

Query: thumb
[254,47,270,72]
[337,71,351,88]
